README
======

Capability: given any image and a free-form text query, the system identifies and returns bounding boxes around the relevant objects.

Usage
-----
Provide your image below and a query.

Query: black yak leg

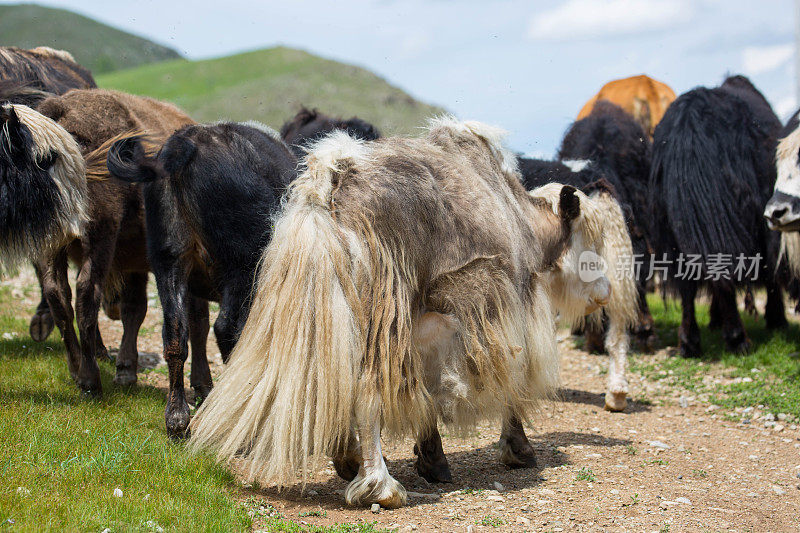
[74,223,119,396]
[114,272,147,386]
[633,284,657,352]
[413,425,453,483]
[498,414,537,469]
[38,251,81,380]
[764,279,788,329]
[584,319,606,354]
[212,279,251,363]
[29,263,54,342]
[708,292,723,330]
[157,263,191,438]
[332,426,362,482]
[714,284,750,354]
[677,281,702,358]
[188,295,212,406]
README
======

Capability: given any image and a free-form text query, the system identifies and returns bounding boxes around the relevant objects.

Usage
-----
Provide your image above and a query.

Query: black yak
[107,122,297,437]
[280,107,380,157]
[649,75,787,357]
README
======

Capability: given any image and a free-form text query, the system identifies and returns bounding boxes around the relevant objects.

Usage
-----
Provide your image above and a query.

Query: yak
[280,106,380,158]
[0,46,97,343]
[649,75,787,357]
[188,118,611,508]
[0,88,196,400]
[553,101,656,351]
[106,122,297,437]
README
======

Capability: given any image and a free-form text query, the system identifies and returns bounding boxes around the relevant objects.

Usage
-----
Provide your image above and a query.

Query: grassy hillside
[98,46,445,136]
[0,3,181,74]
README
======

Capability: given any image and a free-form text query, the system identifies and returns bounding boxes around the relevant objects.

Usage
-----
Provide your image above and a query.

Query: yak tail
[0,103,86,269]
[106,134,171,183]
[189,132,430,486]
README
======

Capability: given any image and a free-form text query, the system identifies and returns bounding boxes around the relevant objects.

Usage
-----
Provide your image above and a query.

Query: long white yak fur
[189,125,566,489]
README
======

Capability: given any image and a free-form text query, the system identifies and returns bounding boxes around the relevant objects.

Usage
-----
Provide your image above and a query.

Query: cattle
[280,106,380,157]
[649,75,787,357]
[188,118,611,508]
[107,121,297,437]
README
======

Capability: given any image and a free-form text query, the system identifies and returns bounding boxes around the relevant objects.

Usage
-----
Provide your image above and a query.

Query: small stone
[2,332,16,340]
[675,497,691,505]
[539,488,556,496]
[15,487,30,497]
[778,413,788,421]
[610,489,620,495]
[143,494,150,500]
[591,427,601,432]
[370,503,380,513]
[648,440,670,450]
[101,529,110,533]
[743,407,753,414]
[113,488,123,498]
[466,526,475,533]
[679,396,689,408]
[748,455,759,461]
[772,486,786,495]
[515,516,531,526]
[486,495,504,502]
[308,490,318,496]
[493,481,505,492]
[764,413,776,422]
[774,424,785,432]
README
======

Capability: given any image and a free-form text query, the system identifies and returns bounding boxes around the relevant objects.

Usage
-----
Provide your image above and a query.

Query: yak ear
[0,106,30,159]
[558,185,580,223]
[161,136,196,175]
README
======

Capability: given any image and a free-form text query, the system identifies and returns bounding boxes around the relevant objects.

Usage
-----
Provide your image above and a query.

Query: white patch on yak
[561,159,591,172]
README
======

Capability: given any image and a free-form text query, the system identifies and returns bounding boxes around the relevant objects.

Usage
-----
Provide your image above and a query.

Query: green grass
[0,4,181,73]
[575,466,595,482]
[634,294,800,417]
[97,47,445,137]
[0,285,251,531]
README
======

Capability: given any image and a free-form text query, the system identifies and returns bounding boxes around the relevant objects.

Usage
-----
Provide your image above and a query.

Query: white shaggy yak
[532,183,638,412]
[189,117,611,508]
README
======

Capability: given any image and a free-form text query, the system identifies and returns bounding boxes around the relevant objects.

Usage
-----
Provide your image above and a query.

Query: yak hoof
[332,454,360,482]
[345,471,407,509]
[413,444,453,483]
[604,391,627,412]
[78,382,102,399]
[726,337,751,355]
[498,438,538,469]
[113,368,137,387]
[165,403,191,440]
[29,312,54,342]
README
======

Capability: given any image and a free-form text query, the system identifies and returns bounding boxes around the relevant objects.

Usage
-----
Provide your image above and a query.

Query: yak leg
[714,285,750,354]
[413,425,453,483]
[677,281,702,358]
[584,319,606,354]
[29,263,55,342]
[764,279,788,330]
[604,317,629,412]
[212,278,251,363]
[38,251,82,380]
[498,414,537,468]
[344,399,406,509]
[157,263,191,438]
[708,291,723,330]
[74,223,119,396]
[633,284,656,352]
[114,272,147,386]
[188,295,213,406]
[332,426,362,482]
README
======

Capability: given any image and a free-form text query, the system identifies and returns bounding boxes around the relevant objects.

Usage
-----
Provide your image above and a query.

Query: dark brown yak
[0,88,195,397]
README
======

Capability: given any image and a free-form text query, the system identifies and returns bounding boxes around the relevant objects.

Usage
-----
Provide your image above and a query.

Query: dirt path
[6,269,800,532]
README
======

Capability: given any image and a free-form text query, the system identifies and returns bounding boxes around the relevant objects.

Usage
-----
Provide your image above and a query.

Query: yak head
[765,126,800,231]
[530,183,612,322]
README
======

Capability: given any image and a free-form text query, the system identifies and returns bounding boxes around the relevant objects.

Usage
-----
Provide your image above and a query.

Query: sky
[12,0,799,156]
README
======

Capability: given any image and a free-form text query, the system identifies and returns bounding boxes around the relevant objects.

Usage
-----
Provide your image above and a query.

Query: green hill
[0,4,181,74]
[97,47,445,136]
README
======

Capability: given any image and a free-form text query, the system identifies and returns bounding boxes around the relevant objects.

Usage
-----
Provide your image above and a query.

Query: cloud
[528,0,692,41]
[741,44,793,76]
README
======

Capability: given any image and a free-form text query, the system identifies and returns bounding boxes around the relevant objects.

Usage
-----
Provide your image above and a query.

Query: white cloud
[528,0,692,41]
[775,95,797,120]
[741,44,793,76]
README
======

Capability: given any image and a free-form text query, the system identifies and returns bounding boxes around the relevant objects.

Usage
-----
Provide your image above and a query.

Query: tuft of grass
[299,509,327,518]
[575,466,596,482]
[476,516,505,527]
[0,285,250,530]
[625,445,638,455]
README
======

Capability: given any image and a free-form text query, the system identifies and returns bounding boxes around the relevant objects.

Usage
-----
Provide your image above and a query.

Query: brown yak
[577,74,676,137]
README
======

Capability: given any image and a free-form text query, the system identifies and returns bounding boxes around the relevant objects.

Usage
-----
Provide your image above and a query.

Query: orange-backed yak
[577,74,676,137]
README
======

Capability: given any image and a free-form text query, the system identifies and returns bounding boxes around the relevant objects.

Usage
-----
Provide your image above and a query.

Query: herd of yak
[2,46,800,509]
